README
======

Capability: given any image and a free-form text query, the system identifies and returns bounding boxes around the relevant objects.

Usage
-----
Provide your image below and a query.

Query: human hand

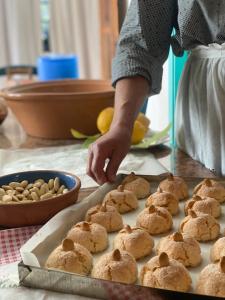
[87,126,131,185]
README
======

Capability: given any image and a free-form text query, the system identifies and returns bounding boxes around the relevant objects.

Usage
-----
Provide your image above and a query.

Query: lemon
[131,120,146,144]
[97,107,114,134]
[136,112,150,133]
[96,107,148,144]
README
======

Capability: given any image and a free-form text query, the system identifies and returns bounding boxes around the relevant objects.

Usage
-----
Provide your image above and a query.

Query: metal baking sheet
[18,261,215,300]
[19,173,225,299]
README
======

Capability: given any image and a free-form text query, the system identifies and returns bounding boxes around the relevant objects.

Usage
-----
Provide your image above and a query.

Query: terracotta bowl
[0,79,114,138]
[0,170,81,228]
[0,99,8,125]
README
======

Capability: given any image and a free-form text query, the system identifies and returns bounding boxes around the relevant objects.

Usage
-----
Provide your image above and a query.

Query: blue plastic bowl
[0,170,81,228]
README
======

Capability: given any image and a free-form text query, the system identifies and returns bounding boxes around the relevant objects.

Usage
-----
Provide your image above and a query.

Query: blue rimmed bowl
[0,170,81,228]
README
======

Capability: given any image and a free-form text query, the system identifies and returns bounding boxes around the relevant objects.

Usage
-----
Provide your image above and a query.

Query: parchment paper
[20,175,225,293]
[0,145,167,188]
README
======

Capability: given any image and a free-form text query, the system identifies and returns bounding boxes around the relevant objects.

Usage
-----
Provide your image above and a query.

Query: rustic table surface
[1,111,216,183]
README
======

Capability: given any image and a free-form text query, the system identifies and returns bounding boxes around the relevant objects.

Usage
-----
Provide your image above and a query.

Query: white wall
[146,60,169,131]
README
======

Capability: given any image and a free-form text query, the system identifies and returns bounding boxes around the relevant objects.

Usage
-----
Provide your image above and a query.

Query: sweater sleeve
[112,0,177,95]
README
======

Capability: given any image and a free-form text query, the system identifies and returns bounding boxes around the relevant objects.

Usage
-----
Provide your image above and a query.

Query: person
[87,0,225,184]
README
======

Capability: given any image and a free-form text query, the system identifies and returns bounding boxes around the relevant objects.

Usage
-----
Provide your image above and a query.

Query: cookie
[114,225,154,259]
[210,237,225,262]
[184,195,221,218]
[136,205,173,235]
[92,249,137,284]
[158,173,188,201]
[85,203,123,232]
[103,185,138,213]
[145,188,179,215]
[180,210,220,242]
[121,172,150,199]
[140,252,192,292]
[67,221,108,253]
[196,257,225,297]
[156,232,201,267]
[194,179,225,203]
[45,238,92,275]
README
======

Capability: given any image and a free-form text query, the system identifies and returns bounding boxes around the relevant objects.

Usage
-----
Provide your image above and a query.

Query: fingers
[105,149,125,182]
[86,130,130,185]
[87,143,108,185]
[86,148,94,179]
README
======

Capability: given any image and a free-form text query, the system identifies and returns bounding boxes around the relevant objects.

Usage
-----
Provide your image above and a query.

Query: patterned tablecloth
[0,226,41,265]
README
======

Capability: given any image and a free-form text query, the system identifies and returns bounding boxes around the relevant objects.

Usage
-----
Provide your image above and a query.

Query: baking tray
[18,262,215,299]
[18,174,225,299]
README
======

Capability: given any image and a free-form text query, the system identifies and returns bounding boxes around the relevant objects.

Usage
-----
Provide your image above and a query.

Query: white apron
[175,43,225,176]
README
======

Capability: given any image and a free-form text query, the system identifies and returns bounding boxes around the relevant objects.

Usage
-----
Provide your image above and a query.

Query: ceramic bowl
[0,170,81,228]
[0,99,8,124]
[1,79,114,138]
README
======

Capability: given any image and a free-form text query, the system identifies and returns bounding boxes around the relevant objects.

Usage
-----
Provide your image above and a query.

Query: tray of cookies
[19,173,225,299]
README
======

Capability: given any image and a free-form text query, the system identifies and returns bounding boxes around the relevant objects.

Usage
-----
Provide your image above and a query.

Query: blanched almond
[9,182,20,188]
[53,177,60,192]
[20,180,28,188]
[48,179,54,190]
[2,195,12,202]
[40,193,52,200]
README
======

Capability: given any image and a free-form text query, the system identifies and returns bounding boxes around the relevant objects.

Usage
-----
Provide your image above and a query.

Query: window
[40,0,50,52]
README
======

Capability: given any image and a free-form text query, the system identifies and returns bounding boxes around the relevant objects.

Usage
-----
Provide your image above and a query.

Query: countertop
[0,111,216,180]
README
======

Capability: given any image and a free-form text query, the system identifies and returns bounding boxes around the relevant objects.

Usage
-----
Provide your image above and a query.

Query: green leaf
[70,128,100,148]
[71,123,171,150]
[82,134,100,148]
[131,123,171,149]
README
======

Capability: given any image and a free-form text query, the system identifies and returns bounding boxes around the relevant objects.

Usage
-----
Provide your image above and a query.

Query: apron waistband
[190,43,225,58]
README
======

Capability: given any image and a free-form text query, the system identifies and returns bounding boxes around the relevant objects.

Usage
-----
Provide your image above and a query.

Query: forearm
[110,76,150,133]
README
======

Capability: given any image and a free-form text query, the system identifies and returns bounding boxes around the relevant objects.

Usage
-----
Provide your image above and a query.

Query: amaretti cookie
[114,225,154,260]
[145,188,179,215]
[140,252,192,292]
[158,173,188,201]
[184,195,221,218]
[210,237,225,262]
[85,203,123,232]
[121,172,150,199]
[194,178,225,203]
[45,238,92,275]
[196,257,225,297]
[92,249,137,284]
[194,178,224,193]
[66,221,108,253]
[194,179,225,203]
[136,205,173,235]
[103,185,138,213]
[156,232,202,267]
[180,210,220,241]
